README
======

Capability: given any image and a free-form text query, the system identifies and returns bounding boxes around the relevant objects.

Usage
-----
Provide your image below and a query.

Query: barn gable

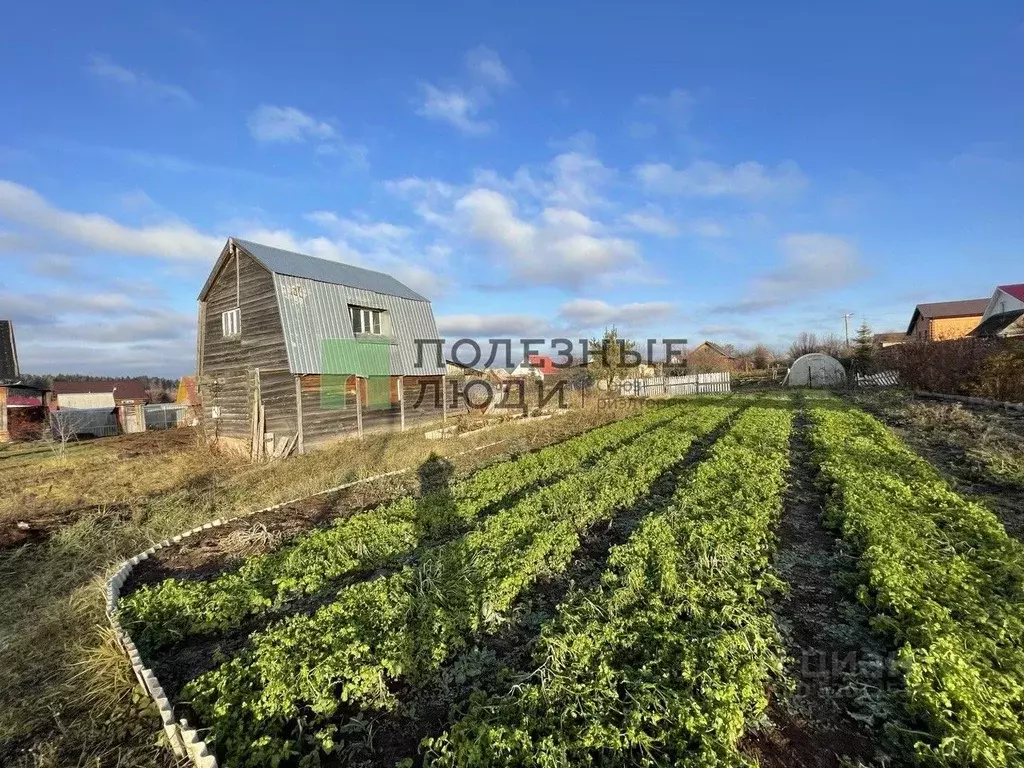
[0,321,19,383]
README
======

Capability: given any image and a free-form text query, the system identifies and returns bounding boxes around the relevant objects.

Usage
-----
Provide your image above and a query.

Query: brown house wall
[929,315,983,341]
[297,374,445,447]
[199,248,291,440]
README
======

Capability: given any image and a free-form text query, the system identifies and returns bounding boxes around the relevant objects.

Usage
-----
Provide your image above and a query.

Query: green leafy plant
[808,398,1024,767]
[181,404,736,767]
[423,401,795,767]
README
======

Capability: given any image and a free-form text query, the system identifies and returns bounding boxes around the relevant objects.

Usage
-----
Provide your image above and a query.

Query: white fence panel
[619,372,731,397]
[854,370,900,388]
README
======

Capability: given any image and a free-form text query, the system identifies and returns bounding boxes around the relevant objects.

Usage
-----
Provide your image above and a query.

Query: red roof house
[971,284,1024,338]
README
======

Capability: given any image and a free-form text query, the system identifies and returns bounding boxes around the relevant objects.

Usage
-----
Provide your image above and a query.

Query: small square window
[222,308,241,338]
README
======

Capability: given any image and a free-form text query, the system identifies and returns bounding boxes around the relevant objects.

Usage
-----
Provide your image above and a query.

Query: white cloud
[383,177,455,228]
[547,151,614,209]
[304,211,412,244]
[558,298,675,328]
[465,46,513,87]
[415,46,513,134]
[248,105,368,164]
[248,105,336,143]
[715,233,865,314]
[453,188,640,287]
[636,159,808,199]
[259,216,450,300]
[416,83,492,135]
[436,313,550,338]
[87,54,196,106]
[621,208,679,238]
[0,180,222,260]
[4,287,196,377]
[758,233,863,296]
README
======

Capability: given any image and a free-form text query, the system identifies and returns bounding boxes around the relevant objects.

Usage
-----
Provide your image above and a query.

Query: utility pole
[843,313,854,348]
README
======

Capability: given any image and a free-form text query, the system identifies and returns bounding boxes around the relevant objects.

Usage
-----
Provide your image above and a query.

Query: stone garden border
[105,439,508,767]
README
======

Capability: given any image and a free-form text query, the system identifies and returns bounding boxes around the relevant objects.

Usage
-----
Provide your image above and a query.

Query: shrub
[878,337,1024,401]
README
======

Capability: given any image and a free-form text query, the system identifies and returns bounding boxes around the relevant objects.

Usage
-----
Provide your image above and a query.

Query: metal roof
[234,239,428,302]
[998,283,1024,302]
[273,274,445,376]
[51,379,149,401]
[0,321,18,383]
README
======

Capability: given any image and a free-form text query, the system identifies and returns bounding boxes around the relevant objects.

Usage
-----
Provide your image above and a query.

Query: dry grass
[848,389,1024,487]
[0,405,616,768]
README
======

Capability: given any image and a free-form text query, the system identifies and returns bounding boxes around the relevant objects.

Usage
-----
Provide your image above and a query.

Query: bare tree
[788,332,844,360]
[46,410,86,462]
[788,332,821,360]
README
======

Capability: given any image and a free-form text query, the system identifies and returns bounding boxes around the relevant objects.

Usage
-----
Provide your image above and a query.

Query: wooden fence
[854,370,900,388]
[618,372,732,397]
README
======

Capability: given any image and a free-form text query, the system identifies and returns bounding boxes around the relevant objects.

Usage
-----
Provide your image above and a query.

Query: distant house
[51,379,149,410]
[687,341,737,372]
[970,284,1024,339]
[873,331,907,348]
[906,298,989,341]
[511,355,557,379]
[197,238,446,452]
[51,379,149,435]
[445,358,482,377]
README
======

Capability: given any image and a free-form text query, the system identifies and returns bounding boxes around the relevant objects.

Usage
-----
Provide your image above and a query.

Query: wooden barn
[197,238,447,453]
[0,320,21,442]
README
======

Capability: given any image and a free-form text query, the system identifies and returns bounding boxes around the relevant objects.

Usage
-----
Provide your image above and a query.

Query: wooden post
[399,376,406,432]
[355,376,363,439]
[442,376,448,424]
[294,375,304,455]
[0,387,8,443]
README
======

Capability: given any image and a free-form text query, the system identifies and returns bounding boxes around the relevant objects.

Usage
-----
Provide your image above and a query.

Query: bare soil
[122,417,606,593]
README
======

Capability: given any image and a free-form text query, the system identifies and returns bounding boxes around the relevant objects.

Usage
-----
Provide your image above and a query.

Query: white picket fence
[854,370,900,388]
[618,372,731,397]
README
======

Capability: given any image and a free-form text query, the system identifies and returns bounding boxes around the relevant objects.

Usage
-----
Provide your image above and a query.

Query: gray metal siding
[273,275,445,376]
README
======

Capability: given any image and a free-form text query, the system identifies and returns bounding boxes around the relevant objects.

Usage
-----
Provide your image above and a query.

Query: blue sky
[1,1,1022,376]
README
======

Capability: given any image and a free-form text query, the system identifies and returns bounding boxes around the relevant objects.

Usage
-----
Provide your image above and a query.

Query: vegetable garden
[118,393,1024,768]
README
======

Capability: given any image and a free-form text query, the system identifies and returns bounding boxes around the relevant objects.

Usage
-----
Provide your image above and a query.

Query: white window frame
[350,306,383,335]
[222,307,241,338]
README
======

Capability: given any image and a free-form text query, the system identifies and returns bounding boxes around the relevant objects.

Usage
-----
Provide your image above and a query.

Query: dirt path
[745,403,895,768]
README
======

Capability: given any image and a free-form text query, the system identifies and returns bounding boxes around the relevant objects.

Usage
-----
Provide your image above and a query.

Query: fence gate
[121,404,146,433]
